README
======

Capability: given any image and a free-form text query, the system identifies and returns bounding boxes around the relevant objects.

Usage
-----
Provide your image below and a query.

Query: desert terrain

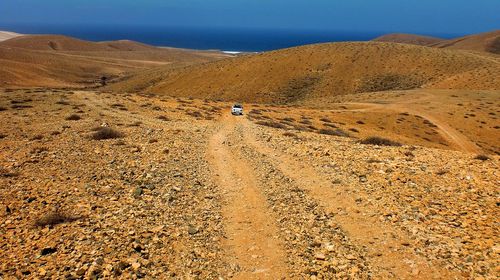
[0,34,231,88]
[0,29,499,279]
[374,30,500,54]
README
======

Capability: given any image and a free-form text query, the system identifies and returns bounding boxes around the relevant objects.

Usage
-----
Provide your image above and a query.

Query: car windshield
[233,104,242,108]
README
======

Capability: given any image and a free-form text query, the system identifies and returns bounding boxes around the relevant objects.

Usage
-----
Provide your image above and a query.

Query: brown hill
[0,35,230,87]
[372,33,443,46]
[429,30,500,54]
[109,42,500,104]
[0,34,157,52]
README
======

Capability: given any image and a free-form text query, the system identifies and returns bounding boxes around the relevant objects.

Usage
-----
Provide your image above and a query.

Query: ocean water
[1,24,389,52]
[1,24,460,52]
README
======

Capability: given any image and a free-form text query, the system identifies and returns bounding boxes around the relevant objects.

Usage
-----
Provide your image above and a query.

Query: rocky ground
[0,89,498,279]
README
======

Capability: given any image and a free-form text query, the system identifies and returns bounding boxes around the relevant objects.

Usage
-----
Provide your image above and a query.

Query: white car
[231,104,243,115]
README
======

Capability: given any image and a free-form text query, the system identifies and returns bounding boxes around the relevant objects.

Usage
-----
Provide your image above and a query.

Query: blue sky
[1,0,499,35]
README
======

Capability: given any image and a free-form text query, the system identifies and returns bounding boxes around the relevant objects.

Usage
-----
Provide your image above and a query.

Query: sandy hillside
[0,35,231,88]
[372,33,443,46]
[0,88,498,279]
[0,31,21,42]
[430,30,500,54]
[108,42,500,104]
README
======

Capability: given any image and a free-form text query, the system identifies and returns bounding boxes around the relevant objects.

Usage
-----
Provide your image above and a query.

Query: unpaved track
[236,117,460,279]
[207,114,287,279]
[346,92,481,154]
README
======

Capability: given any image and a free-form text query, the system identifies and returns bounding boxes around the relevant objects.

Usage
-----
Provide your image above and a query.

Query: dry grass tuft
[91,127,124,140]
[474,154,490,161]
[65,114,81,121]
[318,129,350,137]
[157,115,170,121]
[360,136,402,147]
[0,167,20,178]
[256,120,288,129]
[34,210,78,227]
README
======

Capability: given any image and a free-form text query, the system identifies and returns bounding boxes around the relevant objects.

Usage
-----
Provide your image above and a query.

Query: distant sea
[0,24,461,52]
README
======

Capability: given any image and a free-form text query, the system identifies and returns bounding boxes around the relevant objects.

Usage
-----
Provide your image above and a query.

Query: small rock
[315,253,326,260]
[188,225,199,235]
[359,175,367,183]
[133,187,143,198]
[41,247,57,256]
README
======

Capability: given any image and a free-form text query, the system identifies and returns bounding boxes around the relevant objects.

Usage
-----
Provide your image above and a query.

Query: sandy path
[206,114,287,279]
[346,93,481,154]
[239,117,461,279]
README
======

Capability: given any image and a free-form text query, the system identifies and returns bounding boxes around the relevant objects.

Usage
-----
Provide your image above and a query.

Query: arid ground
[0,88,498,279]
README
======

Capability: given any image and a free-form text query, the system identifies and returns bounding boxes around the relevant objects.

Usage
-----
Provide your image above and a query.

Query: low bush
[157,115,170,121]
[360,136,402,147]
[30,135,44,141]
[283,131,299,138]
[474,154,490,161]
[255,120,287,129]
[318,129,350,137]
[65,114,81,121]
[91,127,124,140]
[34,210,78,227]
[0,167,19,178]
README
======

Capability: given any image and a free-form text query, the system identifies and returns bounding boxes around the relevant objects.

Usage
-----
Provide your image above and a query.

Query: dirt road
[204,113,463,279]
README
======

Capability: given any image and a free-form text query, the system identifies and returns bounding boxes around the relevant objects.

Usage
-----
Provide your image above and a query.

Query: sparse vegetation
[256,120,287,129]
[65,114,81,121]
[318,129,350,137]
[30,135,44,141]
[436,169,448,175]
[360,136,402,147]
[91,127,124,140]
[283,131,299,138]
[34,209,78,227]
[0,167,19,178]
[474,154,490,161]
[157,115,170,121]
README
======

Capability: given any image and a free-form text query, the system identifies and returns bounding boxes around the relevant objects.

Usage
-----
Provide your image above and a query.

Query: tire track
[206,114,287,279]
[240,118,462,279]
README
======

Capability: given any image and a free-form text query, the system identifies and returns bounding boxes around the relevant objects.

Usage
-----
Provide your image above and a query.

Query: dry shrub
[0,134,6,139]
[249,109,262,115]
[186,111,203,118]
[56,100,70,105]
[436,169,448,175]
[0,106,7,111]
[65,114,81,121]
[0,167,19,178]
[256,120,287,129]
[30,135,44,141]
[283,131,299,138]
[281,117,295,122]
[300,119,312,125]
[34,210,78,227]
[11,104,32,109]
[129,121,142,127]
[324,123,338,128]
[157,115,170,121]
[474,154,490,161]
[149,138,158,143]
[318,129,350,137]
[91,127,124,140]
[349,128,359,133]
[320,118,332,123]
[356,120,365,125]
[360,136,402,147]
